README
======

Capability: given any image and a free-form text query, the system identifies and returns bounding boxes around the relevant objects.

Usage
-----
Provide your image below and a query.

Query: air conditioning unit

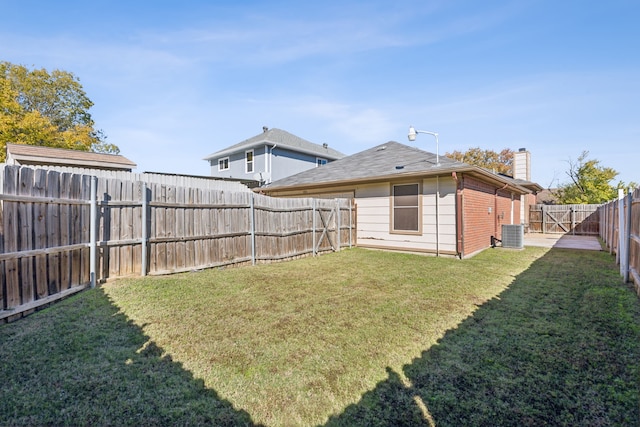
[501,224,524,249]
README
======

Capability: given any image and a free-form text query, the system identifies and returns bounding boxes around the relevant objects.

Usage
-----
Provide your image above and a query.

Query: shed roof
[264,141,532,194]
[5,143,136,171]
[203,128,345,161]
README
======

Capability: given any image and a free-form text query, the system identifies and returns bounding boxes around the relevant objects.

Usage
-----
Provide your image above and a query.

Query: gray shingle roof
[265,141,463,188]
[264,141,533,194]
[203,128,345,160]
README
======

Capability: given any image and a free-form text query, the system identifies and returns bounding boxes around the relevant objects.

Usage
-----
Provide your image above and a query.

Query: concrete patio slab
[524,234,602,251]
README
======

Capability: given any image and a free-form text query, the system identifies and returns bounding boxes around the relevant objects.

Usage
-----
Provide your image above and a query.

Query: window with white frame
[316,157,327,167]
[218,157,229,171]
[245,150,254,173]
[392,183,421,233]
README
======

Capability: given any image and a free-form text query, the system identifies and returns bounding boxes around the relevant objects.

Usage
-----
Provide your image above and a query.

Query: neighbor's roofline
[203,141,343,161]
[5,143,136,168]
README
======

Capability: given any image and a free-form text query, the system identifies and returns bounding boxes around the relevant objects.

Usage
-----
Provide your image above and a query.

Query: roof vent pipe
[263,126,269,133]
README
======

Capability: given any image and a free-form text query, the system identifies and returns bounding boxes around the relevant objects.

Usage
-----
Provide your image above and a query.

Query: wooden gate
[529,204,600,235]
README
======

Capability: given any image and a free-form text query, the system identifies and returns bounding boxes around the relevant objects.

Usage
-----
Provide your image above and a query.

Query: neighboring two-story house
[203,127,345,186]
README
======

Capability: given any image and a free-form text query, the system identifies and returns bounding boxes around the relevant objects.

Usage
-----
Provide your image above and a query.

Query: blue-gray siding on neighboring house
[208,145,331,184]
[270,147,327,182]
[204,128,345,185]
[209,145,267,180]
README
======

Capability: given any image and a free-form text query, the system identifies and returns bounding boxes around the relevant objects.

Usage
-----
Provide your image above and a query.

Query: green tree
[553,151,635,204]
[445,147,515,175]
[0,61,118,161]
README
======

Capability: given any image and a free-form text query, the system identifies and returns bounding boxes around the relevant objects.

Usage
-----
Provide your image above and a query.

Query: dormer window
[316,157,327,167]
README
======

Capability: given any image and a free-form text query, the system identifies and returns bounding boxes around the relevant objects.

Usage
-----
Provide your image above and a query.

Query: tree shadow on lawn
[325,248,640,427]
[0,287,259,426]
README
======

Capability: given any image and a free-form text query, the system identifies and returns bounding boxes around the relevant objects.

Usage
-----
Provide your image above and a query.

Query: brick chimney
[513,148,531,181]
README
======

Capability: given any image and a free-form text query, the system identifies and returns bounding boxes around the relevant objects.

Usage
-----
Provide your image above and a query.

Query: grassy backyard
[1,246,639,426]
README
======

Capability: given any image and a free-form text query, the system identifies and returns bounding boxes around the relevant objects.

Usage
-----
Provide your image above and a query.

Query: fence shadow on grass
[0,287,259,427]
[325,248,640,427]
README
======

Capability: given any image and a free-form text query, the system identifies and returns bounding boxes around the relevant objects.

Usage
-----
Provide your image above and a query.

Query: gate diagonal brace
[315,207,336,252]
[546,211,569,232]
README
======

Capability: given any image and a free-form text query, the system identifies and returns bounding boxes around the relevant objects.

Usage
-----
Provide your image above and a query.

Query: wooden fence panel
[0,166,92,321]
[1,165,356,320]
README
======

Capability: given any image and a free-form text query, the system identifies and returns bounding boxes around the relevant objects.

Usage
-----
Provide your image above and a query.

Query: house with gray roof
[261,141,538,258]
[203,127,344,186]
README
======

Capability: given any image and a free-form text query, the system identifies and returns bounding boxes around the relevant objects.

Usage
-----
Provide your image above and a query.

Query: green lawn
[1,247,638,426]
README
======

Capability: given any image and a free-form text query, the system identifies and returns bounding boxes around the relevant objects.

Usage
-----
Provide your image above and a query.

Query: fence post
[141,182,148,276]
[90,176,97,288]
[541,204,546,234]
[335,199,341,252]
[624,191,632,283]
[250,193,256,265]
[348,200,353,248]
[618,189,627,276]
[571,207,575,235]
[312,199,317,257]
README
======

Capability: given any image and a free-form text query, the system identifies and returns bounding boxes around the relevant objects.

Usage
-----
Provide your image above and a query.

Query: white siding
[355,177,457,254]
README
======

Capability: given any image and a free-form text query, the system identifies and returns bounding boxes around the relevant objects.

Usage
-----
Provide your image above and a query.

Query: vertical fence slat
[4,167,20,314]
[59,173,72,290]
[17,168,34,313]
[46,170,61,295]
[90,177,97,288]
[33,169,48,300]
[141,182,148,276]
[80,174,92,285]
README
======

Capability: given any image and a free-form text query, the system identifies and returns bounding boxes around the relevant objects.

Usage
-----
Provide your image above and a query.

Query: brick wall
[461,176,521,257]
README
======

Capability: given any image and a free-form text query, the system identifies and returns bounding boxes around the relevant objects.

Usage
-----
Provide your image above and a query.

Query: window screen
[393,183,419,232]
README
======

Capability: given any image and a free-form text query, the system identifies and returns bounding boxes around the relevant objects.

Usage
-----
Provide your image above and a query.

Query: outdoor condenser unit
[501,224,524,249]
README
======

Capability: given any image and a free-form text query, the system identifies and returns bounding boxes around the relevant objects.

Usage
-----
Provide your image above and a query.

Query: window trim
[245,149,254,174]
[218,157,229,171]
[390,182,422,235]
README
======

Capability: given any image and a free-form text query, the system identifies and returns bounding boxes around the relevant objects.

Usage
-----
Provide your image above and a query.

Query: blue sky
[2,0,638,188]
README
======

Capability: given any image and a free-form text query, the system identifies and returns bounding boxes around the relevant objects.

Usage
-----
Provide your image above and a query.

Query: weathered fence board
[599,188,640,296]
[0,165,356,321]
[529,204,600,235]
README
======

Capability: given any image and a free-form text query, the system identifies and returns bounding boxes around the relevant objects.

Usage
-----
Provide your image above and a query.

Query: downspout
[495,183,508,239]
[510,193,514,224]
[268,143,277,184]
[452,172,463,258]
[435,175,440,257]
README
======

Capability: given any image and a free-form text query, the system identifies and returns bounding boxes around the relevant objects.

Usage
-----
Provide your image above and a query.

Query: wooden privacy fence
[0,165,355,321]
[599,188,640,296]
[529,204,600,235]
